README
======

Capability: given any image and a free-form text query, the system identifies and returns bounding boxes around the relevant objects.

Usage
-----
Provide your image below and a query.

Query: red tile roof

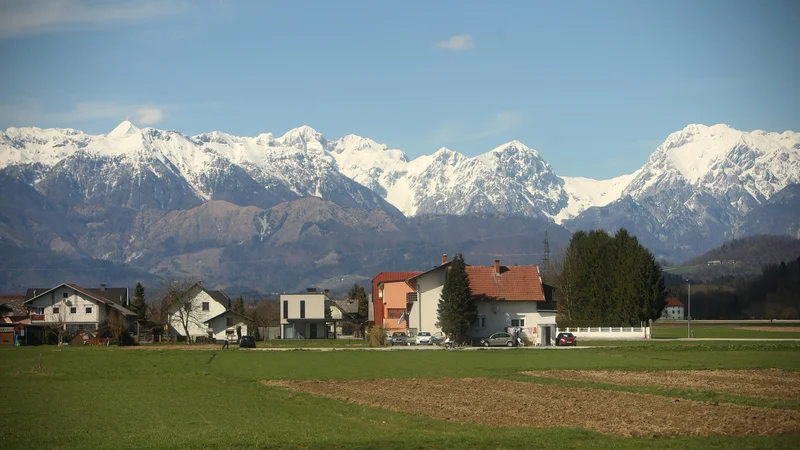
[372,272,422,326]
[666,298,684,307]
[466,265,544,301]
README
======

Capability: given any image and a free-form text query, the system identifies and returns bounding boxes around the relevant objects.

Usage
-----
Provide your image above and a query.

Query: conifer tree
[133,282,147,321]
[232,296,246,315]
[437,254,476,344]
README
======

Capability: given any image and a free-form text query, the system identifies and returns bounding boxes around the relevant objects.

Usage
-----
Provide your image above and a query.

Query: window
[202,302,209,312]
[300,300,305,319]
[387,308,405,319]
[226,316,234,327]
[511,318,525,327]
[85,306,92,314]
[70,307,77,314]
[478,316,485,328]
[52,306,60,314]
[283,301,288,319]
[62,292,68,298]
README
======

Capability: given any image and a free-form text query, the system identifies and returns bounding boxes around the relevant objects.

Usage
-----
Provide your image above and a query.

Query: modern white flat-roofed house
[166,282,248,342]
[280,289,336,339]
[23,283,136,336]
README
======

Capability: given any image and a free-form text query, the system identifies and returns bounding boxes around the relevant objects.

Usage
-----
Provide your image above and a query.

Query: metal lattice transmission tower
[541,231,551,276]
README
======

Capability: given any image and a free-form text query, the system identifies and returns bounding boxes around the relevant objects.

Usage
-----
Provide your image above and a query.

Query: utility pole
[687,279,691,339]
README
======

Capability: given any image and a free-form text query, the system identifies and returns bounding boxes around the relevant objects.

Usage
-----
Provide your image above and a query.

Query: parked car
[390,331,409,346]
[239,336,256,348]
[416,331,433,345]
[555,332,577,346]
[479,332,516,347]
[431,331,445,345]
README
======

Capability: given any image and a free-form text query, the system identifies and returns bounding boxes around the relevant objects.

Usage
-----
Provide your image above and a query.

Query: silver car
[479,332,516,347]
[415,331,432,345]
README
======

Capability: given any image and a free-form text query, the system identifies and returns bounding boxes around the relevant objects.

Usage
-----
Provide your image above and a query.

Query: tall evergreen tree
[347,284,369,319]
[437,254,477,344]
[557,229,667,326]
[133,282,147,321]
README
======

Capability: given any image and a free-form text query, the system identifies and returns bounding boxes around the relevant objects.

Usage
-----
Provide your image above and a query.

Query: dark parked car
[390,331,409,346]
[239,336,256,348]
[555,332,577,346]
[479,332,516,347]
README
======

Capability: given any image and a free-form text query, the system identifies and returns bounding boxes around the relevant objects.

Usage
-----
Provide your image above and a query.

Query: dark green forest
[664,255,800,319]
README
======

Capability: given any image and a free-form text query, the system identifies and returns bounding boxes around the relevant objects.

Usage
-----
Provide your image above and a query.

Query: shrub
[367,325,386,347]
[118,330,136,346]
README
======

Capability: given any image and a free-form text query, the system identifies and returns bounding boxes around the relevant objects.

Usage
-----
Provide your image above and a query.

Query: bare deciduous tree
[160,279,204,344]
[250,299,279,341]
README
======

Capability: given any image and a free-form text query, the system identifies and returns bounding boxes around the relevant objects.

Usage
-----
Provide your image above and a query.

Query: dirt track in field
[261,378,800,437]
[524,369,800,400]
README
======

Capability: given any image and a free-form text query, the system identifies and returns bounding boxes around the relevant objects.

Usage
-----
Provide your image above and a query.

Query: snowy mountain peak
[331,134,386,153]
[278,125,324,142]
[107,120,140,137]
[489,140,538,155]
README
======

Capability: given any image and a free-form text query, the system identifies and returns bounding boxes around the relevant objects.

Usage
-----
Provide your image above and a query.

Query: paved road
[243,345,613,352]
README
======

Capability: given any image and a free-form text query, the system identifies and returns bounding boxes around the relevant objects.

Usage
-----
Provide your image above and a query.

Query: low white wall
[558,326,650,340]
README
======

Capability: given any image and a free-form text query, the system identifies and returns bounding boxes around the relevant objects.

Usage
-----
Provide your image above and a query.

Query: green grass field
[653,326,800,339]
[2,342,799,449]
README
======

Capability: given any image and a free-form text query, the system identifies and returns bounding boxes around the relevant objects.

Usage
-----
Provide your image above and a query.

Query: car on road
[239,336,256,348]
[479,332,516,347]
[431,331,445,345]
[415,331,433,345]
[390,331,409,346]
[555,332,577,346]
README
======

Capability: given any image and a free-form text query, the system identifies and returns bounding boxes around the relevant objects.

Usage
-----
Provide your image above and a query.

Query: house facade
[280,290,335,339]
[23,283,136,336]
[661,298,685,320]
[403,256,557,345]
[167,282,248,341]
[377,275,420,334]
[371,271,421,329]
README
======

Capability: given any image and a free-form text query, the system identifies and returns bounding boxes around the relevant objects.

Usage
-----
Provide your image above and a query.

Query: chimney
[100,284,107,291]
[441,253,447,264]
[197,280,202,286]
[494,260,501,276]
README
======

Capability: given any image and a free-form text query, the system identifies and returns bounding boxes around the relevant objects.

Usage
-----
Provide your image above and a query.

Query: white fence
[558,326,650,340]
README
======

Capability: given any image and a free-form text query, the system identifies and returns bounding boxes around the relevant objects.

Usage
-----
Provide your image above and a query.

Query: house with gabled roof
[166,282,248,342]
[403,255,557,345]
[372,271,422,334]
[23,283,137,337]
[661,298,685,320]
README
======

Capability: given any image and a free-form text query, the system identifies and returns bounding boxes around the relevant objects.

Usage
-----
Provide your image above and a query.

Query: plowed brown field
[524,369,800,400]
[262,378,800,437]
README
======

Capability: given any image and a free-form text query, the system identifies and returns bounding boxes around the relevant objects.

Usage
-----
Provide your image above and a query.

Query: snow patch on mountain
[556,172,639,223]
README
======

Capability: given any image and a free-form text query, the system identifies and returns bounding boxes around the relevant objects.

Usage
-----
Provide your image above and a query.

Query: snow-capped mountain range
[1,121,799,259]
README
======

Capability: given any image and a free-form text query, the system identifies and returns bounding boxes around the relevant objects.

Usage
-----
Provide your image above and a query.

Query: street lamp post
[687,279,691,339]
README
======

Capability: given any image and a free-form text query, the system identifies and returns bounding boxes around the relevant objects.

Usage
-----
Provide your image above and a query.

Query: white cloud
[0,0,183,38]
[0,101,169,126]
[435,34,474,51]
[134,107,165,125]
[433,110,526,145]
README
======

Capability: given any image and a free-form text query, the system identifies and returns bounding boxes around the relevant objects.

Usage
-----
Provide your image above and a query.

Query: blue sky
[0,0,797,179]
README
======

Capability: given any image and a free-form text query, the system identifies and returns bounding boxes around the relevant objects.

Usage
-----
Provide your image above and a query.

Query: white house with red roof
[404,255,558,345]
[661,298,685,320]
[23,283,136,336]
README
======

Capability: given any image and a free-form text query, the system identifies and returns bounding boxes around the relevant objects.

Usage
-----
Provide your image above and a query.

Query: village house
[166,282,248,342]
[22,283,137,338]
[280,288,336,339]
[661,298,685,320]
[371,271,421,335]
[403,255,558,345]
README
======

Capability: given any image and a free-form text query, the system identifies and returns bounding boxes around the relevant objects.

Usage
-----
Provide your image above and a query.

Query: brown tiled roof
[0,295,26,316]
[466,265,544,301]
[665,298,684,307]
[371,272,422,326]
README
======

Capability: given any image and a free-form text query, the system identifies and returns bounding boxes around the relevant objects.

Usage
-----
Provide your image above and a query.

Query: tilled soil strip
[262,378,800,437]
[524,369,800,400]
